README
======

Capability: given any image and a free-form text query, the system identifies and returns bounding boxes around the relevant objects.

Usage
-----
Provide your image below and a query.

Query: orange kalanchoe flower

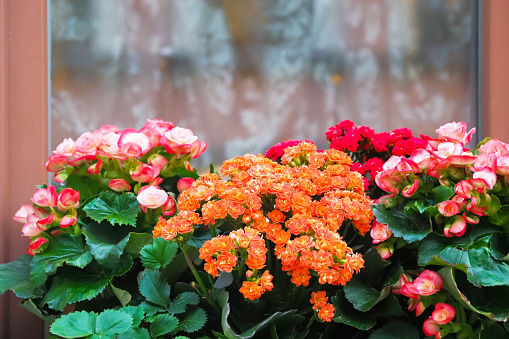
[155,141,373,307]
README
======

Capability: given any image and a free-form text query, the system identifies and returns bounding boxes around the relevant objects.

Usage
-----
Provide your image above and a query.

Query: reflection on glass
[51,0,478,170]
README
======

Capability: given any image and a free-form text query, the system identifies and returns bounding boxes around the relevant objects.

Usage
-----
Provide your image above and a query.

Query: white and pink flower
[436,121,476,144]
[137,186,169,212]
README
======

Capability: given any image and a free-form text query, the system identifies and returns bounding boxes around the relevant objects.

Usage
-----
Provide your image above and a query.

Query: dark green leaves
[368,320,419,339]
[83,191,140,227]
[141,237,178,270]
[84,221,131,269]
[0,255,44,298]
[139,270,171,309]
[372,204,432,243]
[50,309,133,338]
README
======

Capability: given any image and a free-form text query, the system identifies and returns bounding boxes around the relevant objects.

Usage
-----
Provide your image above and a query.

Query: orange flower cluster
[310,291,335,322]
[154,142,373,317]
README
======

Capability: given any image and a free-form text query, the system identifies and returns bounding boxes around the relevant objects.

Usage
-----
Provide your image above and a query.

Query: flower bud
[177,177,195,192]
[109,179,132,192]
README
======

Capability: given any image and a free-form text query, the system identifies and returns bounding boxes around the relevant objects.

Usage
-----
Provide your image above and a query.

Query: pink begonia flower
[407,298,426,316]
[436,121,476,144]
[27,237,47,256]
[375,171,399,196]
[370,220,392,244]
[190,140,207,159]
[432,303,456,325]
[433,142,464,159]
[138,126,162,147]
[455,180,474,199]
[13,205,41,223]
[131,164,161,183]
[22,221,47,237]
[32,185,57,207]
[437,200,461,217]
[375,241,394,260]
[98,131,121,155]
[162,196,176,216]
[184,161,194,172]
[45,154,68,172]
[391,273,412,294]
[402,270,443,298]
[472,167,497,189]
[57,188,80,212]
[410,149,433,171]
[148,154,168,168]
[137,186,169,211]
[53,170,69,184]
[120,142,143,158]
[148,177,164,187]
[143,118,174,136]
[496,154,509,175]
[87,158,103,176]
[402,180,419,198]
[473,153,497,172]
[59,215,77,228]
[118,129,153,155]
[109,179,132,192]
[75,130,103,155]
[68,154,97,167]
[177,177,195,193]
[422,318,441,338]
[161,127,199,156]
[466,197,487,216]
[444,214,467,237]
[99,124,119,134]
[395,158,420,174]
[479,139,509,156]
[53,137,76,157]
[382,155,403,171]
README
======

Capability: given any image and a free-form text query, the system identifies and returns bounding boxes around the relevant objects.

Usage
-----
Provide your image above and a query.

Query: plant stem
[183,248,221,315]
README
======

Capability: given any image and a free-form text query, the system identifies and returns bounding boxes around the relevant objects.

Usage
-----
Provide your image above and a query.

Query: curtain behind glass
[50,0,478,170]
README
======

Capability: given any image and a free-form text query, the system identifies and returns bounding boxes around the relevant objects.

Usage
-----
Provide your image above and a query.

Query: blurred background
[50,0,478,170]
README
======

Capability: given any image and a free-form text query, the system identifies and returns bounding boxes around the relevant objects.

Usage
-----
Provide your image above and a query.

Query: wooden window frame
[0,1,508,338]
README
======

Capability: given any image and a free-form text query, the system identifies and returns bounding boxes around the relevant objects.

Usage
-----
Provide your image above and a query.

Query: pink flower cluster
[265,139,315,161]
[13,185,80,254]
[325,120,428,190]
[375,122,509,237]
[47,119,206,185]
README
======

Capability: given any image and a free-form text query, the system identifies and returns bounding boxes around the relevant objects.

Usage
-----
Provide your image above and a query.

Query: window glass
[51,0,478,169]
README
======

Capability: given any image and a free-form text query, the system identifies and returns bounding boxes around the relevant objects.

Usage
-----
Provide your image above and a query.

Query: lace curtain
[51,0,478,170]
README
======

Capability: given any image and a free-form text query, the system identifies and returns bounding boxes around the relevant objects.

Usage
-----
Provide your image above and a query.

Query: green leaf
[84,221,131,269]
[106,252,134,277]
[419,230,509,286]
[176,307,207,333]
[20,299,59,324]
[96,309,133,336]
[187,229,213,249]
[372,204,432,243]
[110,284,132,306]
[140,300,166,317]
[440,267,509,322]
[490,232,509,262]
[368,319,419,339]
[120,306,145,328]
[139,270,171,308]
[50,310,97,338]
[168,292,200,315]
[83,191,141,227]
[141,237,178,270]
[118,328,151,339]
[0,255,44,298]
[214,272,233,289]
[332,290,377,330]
[41,266,110,310]
[150,314,179,338]
[433,185,455,203]
[65,175,104,201]
[30,233,93,286]
[125,233,154,257]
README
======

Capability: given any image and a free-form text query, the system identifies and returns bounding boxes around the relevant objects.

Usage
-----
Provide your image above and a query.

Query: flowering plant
[327,120,509,338]
[0,119,211,338]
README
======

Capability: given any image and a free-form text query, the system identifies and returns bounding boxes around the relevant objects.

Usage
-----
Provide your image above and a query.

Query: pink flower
[410,149,433,171]
[437,200,461,217]
[75,130,102,155]
[433,142,464,159]
[402,180,419,198]
[13,205,42,223]
[143,118,174,135]
[53,137,76,157]
[391,273,412,294]
[99,124,119,134]
[120,142,143,158]
[98,131,121,155]
[87,159,103,175]
[479,139,509,156]
[376,242,394,260]
[22,221,48,237]
[496,154,509,175]
[45,154,68,172]
[130,164,160,183]
[137,186,169,211]
[407,298,426,316]
[109,179,131,192]
[59,215,77,228]
[472,167,497,189]
[162,196,176,216]
[177,177,195,192]
[436,121,476,144]
[444,214,467,237]
[32,185,57,207]
[473,154,497,172]
[370,220,392,244]
[148,154,168,168]
[57,188,80,212]
[455,180,474,199]
[190,140,207,159]
[27,237,47,256]
[162,127,198,155]
[422,318,441,338]
[375,171,399,195]
[118,129,153,155]
[432,303,456,325]
[402,270,443,298]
